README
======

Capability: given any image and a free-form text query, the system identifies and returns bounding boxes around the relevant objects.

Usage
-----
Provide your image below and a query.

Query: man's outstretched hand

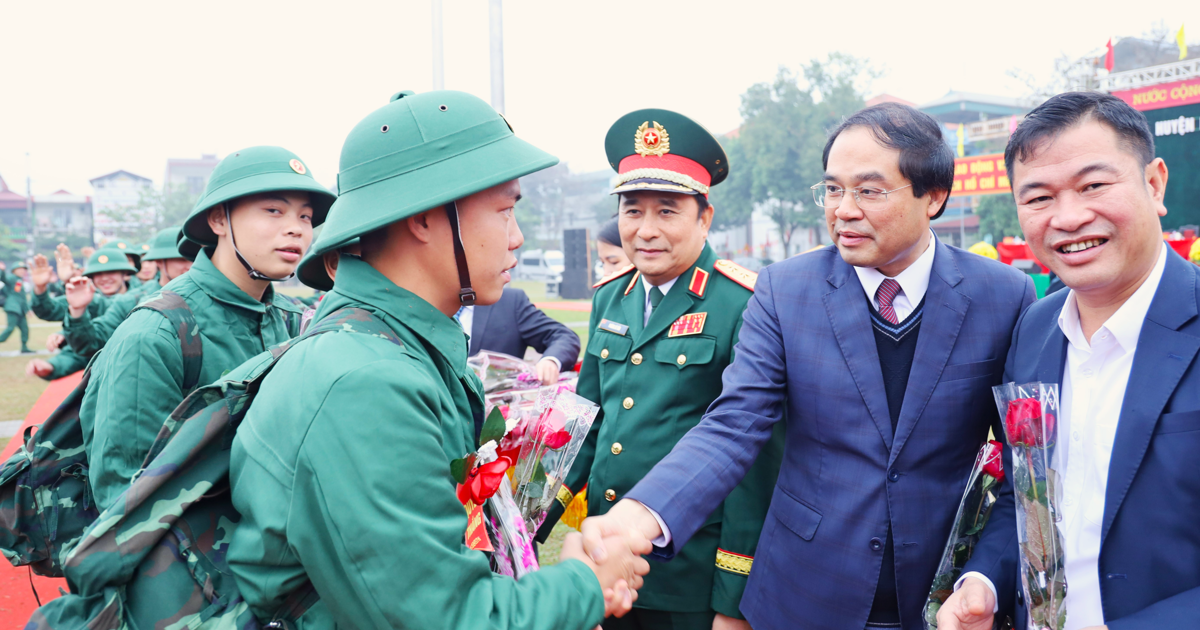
[936,577,996,630]
[560,530,651,618]
[580,499,664,565]
[30,255,53,293]
[65,277,95,319]
[54,244,75,284]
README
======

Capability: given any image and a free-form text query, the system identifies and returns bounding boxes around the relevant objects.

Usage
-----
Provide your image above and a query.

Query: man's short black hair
[822,102,955,219]
[1005,91,1155,184]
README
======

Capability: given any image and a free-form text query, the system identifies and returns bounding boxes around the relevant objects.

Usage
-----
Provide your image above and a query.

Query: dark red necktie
[876,278,901,325]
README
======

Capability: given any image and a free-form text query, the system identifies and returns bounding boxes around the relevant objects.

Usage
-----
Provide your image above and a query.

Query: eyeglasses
[810,183,912,209]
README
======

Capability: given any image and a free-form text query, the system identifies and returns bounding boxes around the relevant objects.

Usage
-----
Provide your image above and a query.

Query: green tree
[709,136,753,231]
[976,194,1023,242]
[734,53,878,256]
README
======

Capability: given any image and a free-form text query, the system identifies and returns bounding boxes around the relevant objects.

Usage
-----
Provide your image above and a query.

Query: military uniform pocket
[654,336,716,370]
[587,331,632,363]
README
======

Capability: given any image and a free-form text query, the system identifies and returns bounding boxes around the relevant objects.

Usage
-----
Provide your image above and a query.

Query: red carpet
[0,372,81,628]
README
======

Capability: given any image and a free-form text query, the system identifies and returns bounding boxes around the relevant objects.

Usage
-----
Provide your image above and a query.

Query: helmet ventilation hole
[380,124,390,133]
[439,105,449,111]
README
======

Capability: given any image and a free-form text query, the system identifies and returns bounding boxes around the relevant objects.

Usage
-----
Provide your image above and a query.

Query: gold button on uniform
[631,352,643,365]
[601,348,609,359]
[605,489,616,501]
[677,354,687,365]
[611,442,623,455]
[623,397,634,409]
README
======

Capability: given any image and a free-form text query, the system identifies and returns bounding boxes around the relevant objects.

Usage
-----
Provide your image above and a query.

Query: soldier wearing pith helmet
[80,146,332,516]
[539,109,784,630]
[225,90,650,630]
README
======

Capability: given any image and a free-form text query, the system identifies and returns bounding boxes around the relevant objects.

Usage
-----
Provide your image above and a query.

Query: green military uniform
[227,89,608,629]
[0,262,31,351]
[81,148,334,512]
[63,227,189,358]
[540,110,784,628]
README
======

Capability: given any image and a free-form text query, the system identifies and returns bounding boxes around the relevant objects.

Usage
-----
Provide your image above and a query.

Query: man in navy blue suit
[940,93,1200,630]
[580,102,1036,630]
[462,286,580,384]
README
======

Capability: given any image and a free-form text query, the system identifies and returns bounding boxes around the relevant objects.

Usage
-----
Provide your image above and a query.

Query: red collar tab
[688,267,709,298]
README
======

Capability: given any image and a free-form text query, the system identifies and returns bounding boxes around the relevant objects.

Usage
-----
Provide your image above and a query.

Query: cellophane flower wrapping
[993,382,1066,630]
[510,388,599,533]
[923,440,1005,629]
[468,351,541,396]
[487,479,539,578]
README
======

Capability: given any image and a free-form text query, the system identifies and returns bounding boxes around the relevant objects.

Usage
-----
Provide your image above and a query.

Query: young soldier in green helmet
[225,90,650,629]
[79,146,333,511]
[0,259,32,353]
[59,226,194,358]
[537,110,785,630]
[25,248,137,380]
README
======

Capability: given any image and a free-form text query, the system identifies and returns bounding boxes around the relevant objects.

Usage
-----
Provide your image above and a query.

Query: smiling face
[136,259,157,281]
[208,191,314,280]
[90,270,129,296]
[1012,119,1167,303]
[618,191,713,285]
[457,179,525,305]
[823,126,945,276]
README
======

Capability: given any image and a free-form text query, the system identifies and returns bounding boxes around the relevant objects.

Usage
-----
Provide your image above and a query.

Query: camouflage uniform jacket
[226,256,606,629]
[79,250,303,511]
[63,280,166,358]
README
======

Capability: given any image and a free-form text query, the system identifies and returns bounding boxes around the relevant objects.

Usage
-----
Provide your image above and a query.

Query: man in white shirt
[940,92,1200,630]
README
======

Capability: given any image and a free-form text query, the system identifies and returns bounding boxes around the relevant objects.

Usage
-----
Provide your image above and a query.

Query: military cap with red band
[605,108,729,197]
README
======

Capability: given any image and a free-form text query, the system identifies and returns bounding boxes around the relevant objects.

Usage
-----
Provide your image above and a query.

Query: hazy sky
[3,0,1199,196]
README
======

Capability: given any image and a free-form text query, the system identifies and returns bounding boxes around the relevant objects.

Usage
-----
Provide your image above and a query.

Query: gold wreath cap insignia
[634,121,671,157]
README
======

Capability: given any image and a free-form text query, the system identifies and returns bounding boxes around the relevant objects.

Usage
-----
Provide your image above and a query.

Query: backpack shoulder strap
[131,290,204,391]
[300,306,404,349]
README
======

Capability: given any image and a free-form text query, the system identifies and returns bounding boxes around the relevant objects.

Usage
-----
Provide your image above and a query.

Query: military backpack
[27,306,403,630]
[0,290,203,579]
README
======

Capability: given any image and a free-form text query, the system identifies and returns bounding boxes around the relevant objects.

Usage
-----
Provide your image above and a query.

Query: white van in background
[517,249,564,282]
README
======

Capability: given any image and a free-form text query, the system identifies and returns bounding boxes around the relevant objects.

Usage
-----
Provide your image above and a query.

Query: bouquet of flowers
[508,388,599,533]
[993,382,1066,630]
[923,440,1006,628]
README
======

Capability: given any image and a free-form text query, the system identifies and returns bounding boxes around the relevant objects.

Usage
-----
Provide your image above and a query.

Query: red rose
[542,428,571,450]
[1004,398,1056,448]
[981,440,1005,482]
[456,458,511,505]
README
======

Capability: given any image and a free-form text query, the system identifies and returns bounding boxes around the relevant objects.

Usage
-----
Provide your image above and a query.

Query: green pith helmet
[11,260,28,272]
[84,248,137,276]
[179,146,337,265]
[297,236,360,291]
[101,239,142,272]
[141,226,189,262]
[319,90,558,251]
[604,108,728,196]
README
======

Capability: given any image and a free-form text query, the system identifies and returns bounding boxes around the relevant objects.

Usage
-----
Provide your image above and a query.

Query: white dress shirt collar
[1057,243,1167,352]
[853,230,937,322]
[641,275,679,326]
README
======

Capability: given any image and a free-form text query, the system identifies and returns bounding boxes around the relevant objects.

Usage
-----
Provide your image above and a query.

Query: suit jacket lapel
[890,240,969,464]
[1102,252,1200,542]
[469,304,493,355]
[823,256,894,451]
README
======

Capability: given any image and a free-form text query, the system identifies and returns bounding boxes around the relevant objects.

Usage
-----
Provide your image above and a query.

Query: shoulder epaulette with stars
[713,259,757,291]
[592,264,636,289]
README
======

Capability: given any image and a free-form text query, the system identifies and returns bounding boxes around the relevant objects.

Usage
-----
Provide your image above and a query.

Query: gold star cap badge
[98,255,109,263]
[634,121,670,157]
[289,159,307,175]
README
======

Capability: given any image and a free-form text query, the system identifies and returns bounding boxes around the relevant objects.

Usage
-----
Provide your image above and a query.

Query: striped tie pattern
[876,278,902,325]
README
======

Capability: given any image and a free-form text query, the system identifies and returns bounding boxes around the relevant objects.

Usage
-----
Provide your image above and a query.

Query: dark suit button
[887,470,900,482]
[869,537,883,551]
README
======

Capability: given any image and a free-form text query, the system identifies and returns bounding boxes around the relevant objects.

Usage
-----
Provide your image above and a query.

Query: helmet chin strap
[224,204,296,282]
[444,201,476,306]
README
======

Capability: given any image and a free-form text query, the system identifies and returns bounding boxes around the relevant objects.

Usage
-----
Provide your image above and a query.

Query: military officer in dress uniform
[538,109,784,630]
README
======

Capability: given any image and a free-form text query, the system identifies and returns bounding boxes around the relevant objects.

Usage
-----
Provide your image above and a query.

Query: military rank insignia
[599,319,629,336]
[668,312,707,337]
